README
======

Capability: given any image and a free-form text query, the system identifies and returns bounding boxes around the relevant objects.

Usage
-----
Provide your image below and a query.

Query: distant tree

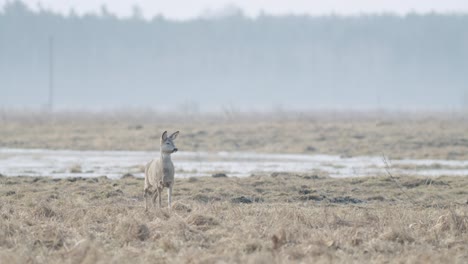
[131,5,143,20]
[3,0,30,16]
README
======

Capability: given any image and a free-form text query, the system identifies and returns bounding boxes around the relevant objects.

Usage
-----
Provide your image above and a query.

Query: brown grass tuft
[115,219,150,243]
[172,201,192,213]
[186,214,218,228]
[68,240,106,264]
[0,221,20,248]
[69,165,82,173]
[160,238,179,253]
[33,204,57,218]
[432,209,468,234]
[244,242,263,254]
[33,226,66,250]
[272,229,287,250]
[380,229,415,244]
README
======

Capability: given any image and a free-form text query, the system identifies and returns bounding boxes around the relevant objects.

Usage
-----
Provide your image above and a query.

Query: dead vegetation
[0,174,467,263]
[1,111,468,159]
[1,111,467,262]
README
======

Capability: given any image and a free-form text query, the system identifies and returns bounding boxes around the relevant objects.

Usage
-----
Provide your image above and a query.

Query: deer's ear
[161,131,168,141]
[169,131,179,140]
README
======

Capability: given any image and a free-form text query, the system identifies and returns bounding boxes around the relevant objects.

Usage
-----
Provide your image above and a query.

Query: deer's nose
[173,148,178,153]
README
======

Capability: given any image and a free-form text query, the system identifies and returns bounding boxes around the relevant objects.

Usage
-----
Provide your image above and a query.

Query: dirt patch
[121,173,136,179]
[329,196,364,204]
[106,189,123,198]
[231,196,263,204]
[402,179,449,189]
[298,194,326,201]
[192,193,222,203]
[212,173,228,178]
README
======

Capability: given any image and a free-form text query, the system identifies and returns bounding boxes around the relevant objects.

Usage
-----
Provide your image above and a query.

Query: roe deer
[144,131,179,210]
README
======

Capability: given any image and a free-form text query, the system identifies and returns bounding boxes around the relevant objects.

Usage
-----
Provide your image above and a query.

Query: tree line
[1,1,467,110]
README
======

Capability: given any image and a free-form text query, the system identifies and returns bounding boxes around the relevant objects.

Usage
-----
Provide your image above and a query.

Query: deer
[144,131,179,211]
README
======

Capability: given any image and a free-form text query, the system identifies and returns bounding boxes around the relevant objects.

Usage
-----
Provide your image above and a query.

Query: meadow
[0,174,467,263]
[0,110,467,263]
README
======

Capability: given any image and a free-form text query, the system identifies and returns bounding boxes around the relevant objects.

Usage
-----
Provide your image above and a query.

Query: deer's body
[144,131,179,210]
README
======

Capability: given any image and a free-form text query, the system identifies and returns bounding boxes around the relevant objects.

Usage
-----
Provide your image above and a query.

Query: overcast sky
[2,0,468,19]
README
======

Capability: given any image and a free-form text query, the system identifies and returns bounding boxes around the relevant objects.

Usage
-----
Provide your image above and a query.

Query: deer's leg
[152,188,159,208]
[167,184,173,209]
[158,187,163,208]
[144,188,150,211]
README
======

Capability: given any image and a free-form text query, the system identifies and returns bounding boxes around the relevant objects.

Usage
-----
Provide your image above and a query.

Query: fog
[1,1,468,112]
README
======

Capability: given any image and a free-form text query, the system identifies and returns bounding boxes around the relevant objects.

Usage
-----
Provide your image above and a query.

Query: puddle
[0,148,467,179]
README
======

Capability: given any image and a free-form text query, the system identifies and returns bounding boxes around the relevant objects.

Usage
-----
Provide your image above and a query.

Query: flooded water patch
[0,148,467,179]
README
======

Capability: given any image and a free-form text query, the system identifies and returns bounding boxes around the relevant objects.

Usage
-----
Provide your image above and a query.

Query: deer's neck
[160,153,173,166]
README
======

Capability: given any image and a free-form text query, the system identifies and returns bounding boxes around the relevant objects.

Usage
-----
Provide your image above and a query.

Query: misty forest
[1,1,468,111]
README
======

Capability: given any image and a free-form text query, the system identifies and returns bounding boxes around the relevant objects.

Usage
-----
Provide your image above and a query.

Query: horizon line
[2,1,468,22]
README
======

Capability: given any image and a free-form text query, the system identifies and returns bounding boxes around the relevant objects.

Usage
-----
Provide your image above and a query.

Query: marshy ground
[1,111,468,263]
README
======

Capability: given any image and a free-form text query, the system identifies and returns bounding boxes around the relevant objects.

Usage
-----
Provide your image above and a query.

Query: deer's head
[160,131,179,154]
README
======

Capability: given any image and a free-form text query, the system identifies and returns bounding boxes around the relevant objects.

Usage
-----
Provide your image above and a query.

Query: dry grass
[1,111,468,262]
[1,111,468,159]
[1,174,467,263]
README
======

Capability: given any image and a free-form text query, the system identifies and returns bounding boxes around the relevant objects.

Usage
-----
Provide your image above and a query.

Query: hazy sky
[2,0,468,19]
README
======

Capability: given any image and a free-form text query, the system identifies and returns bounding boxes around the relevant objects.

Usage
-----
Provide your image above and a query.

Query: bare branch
[381,154,417,205]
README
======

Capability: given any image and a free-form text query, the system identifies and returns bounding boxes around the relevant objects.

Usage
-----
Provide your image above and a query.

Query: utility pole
[48,36,54,112]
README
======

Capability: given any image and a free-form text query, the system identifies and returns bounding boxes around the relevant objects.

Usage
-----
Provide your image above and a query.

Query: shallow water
[0,148,467,179]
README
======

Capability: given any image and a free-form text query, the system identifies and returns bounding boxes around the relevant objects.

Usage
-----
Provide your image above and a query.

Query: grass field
[1,111,467,263]
[0,173,467,263]
[1,110,468,160]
